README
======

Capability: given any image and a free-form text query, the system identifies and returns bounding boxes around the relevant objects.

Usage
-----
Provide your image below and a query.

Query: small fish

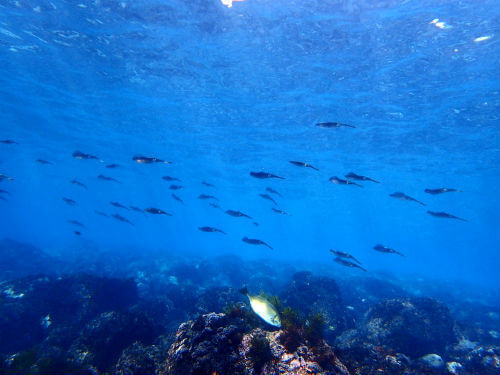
[289,161,318,171]
[199,194,218,201]
[316,122,355,129]
[266,187,282,197]
[253,222,259,226]
[330,249,362,264]
[132,155,171,164]
[202,181,215,187]
[171,193,184,204]
[162,176,180,182]
[0,140,18,144]
[427,211,467,222]
[271,207,290,216]
[389,192,425,206]
[242,236,273,249]
[329,176,362,187]
[334,257,367,272]
[373,244,405,257]
[72,150,99,160]
[424,188,462,195]
[0,174,14,181]
[67,220,85,228]
[169,184,183,190]
[36,159,52,165]
[111,213,134,225]
[259,193,278,206]
[345,172,379,184]
[98,174,121,183]
[199,226,226,234]
[62,197,76,206]
[129,206,144,212]
[106,163,121,169]
[239,286,281,327]
[209,203,221,209]
[110,201,129,210]
[0,189,11,195]
[250,171,285,180]
[226,210,252,219]
[144,207,172,216]
[74,231,81,236]
[94,210,108,217]
[71,180,88,190]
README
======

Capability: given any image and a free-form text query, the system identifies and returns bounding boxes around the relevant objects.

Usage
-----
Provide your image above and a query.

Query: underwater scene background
[0,0,499,374]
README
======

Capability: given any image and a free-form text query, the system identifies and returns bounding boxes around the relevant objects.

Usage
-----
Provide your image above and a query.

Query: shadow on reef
[0,240,499,374]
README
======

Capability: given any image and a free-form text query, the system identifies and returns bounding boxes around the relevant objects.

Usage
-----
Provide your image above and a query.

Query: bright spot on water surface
[474,35,493,42]
[430,18,451,29]
[221,0,245,8]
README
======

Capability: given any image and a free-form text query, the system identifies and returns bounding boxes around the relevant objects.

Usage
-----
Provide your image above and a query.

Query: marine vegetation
[247,333,273,371]
[278,305,326,352]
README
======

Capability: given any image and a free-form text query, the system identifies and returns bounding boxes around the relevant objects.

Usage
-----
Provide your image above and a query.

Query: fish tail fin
[238,286,248,295]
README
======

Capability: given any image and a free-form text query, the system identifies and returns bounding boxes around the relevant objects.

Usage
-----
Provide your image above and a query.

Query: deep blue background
[0,0,499,286]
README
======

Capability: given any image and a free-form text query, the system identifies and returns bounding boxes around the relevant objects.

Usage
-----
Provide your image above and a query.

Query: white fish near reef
[239,286,281,327]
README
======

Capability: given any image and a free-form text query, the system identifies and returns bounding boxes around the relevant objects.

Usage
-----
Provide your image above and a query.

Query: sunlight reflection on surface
[221,0,245,8]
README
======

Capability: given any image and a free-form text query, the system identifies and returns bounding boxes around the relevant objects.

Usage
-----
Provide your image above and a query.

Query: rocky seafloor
[0,239,499,375]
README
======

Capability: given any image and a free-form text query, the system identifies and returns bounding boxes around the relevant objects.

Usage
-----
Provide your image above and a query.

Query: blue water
[0,0,499,288]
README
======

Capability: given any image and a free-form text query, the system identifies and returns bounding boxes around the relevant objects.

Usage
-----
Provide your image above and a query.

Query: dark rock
[162,312,246,375]
[0,239,64,281]
[281,271,354,339]
[413,353,446,374]
[0,274,137,355]
[114,340,170,375]
[162,312,350,375]
[364,297,457,358]
[463,346,500,375]
[195,286,244,314]
[69,310,160,372]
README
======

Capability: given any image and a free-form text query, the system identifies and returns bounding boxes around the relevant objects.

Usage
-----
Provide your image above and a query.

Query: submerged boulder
[281,271,354,339]
[0,274,138,355]
[162,312,246,375]
[162,311,350,375]
[363,297,457,358]
[463,346,500,375]
[68,310,160,372]
[195,286,245,314]
[0,239,64,281]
